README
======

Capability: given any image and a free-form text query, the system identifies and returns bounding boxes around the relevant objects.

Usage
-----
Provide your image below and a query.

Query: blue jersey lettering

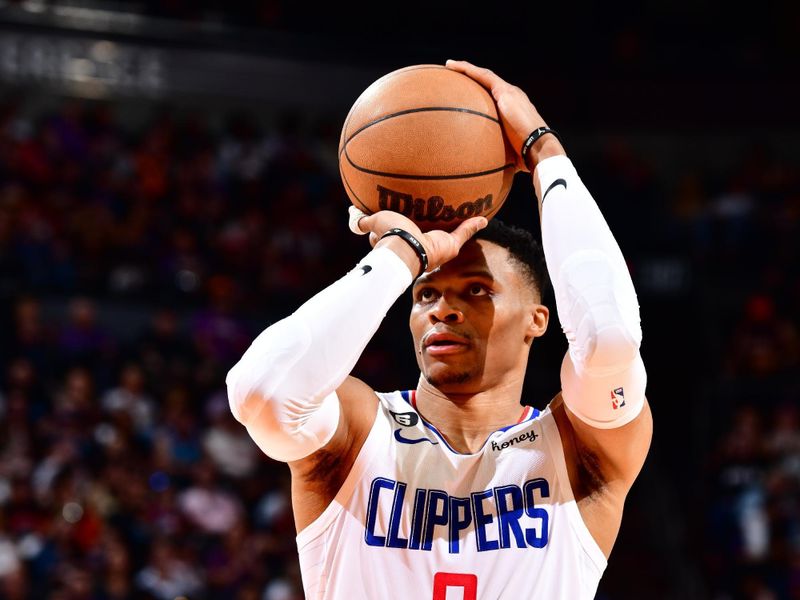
[523,478,550,548]
[448,497,472,554]
[364,477,551,553]
[365,478,395,547]
[472,489,499,552]
[387,481,409,548]
[422,490,449,551]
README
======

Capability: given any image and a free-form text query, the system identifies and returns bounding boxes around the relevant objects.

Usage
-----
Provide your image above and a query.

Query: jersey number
[433,572,477,600]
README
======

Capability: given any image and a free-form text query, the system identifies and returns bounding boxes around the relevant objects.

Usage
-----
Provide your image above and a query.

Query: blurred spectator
[725,293,800,380]
[6,297,56,388]
[101,362,156,438]
[190,274,251,364]
[153,384,203,476]
[765,402,800,464]
[57,298,115,384]
[92,529,133,598]
[0,556,27,600]
[0,360,38,479]
[203,390,260,480]
[202,517,265,595]
[130,307,199,396]
[176,459,243,535]
[720,407,770,558]
[135,537,203,599]
[0,534,23,591]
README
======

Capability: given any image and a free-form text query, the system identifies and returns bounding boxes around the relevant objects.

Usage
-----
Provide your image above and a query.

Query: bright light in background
[91,40,118,62]
[0,34,163,98]
[20,0,46,14]
[62,502,84,524]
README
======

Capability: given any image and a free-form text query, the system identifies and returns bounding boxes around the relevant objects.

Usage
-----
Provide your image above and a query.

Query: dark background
[0,1,798,598]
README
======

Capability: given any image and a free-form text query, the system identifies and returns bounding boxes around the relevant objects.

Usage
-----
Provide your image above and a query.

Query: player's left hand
[445,59,561,171]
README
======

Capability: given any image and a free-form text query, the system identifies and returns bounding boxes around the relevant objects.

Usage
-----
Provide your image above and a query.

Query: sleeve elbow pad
[225,317,341,462]
[561,350,646,429]
[557,249,642,373]
[557,250,646,429]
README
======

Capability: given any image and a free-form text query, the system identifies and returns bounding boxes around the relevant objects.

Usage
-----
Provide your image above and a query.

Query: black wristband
[380,228,428,277]
[521,127,563,162]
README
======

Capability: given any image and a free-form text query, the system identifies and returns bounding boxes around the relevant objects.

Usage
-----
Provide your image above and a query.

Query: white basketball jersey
[296,390,607,599]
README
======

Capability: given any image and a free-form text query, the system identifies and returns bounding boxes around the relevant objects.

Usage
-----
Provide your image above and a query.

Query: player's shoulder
[337,376,379,406]
[337,378,413,422]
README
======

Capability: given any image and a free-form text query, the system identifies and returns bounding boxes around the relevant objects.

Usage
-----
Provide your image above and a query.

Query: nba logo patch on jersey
[611,387,626,410]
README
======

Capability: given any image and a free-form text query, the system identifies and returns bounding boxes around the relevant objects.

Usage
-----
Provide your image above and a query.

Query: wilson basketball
[339,64,515,232]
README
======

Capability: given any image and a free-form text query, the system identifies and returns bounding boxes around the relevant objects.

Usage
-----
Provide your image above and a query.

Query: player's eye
[417,287,437,302]
[468,284,488,296]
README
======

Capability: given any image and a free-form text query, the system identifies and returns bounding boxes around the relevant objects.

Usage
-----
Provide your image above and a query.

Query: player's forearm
[225,245,413,461]
[535,155,646,428]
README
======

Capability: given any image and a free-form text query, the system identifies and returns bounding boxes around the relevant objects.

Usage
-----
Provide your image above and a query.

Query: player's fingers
[357,213,383,240]
[449,216,488,248]
[348,205,369,235]
[445,60,506,90]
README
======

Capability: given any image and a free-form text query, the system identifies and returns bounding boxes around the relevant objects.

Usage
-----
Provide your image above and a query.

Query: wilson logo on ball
[377,185,494,222]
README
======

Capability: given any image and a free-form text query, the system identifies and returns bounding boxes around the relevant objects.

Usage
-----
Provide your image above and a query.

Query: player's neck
[414,376,527,454]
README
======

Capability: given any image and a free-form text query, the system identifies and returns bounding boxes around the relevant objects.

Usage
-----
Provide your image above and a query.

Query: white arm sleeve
[536,155,647,429]
[225,246,413,461]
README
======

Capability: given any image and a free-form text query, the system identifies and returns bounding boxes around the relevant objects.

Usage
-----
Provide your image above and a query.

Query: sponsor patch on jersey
[390,410,419,427]
[490,429,539,452]
[611,387,626,410]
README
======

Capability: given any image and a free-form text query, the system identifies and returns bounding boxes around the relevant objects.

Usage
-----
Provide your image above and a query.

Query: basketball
[339,64,516,232]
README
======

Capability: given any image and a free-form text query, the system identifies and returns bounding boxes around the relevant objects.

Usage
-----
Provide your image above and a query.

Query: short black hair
[473,218,550,301]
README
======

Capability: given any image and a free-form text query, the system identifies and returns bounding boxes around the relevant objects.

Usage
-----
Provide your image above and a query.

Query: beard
[424,367,475,389]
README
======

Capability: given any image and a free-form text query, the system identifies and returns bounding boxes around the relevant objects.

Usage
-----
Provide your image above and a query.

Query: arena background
[0,1,798,598]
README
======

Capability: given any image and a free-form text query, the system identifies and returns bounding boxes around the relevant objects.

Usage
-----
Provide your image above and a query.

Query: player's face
[409,239,548,393]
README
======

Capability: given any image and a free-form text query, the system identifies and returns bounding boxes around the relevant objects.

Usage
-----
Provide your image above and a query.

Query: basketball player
[226,60,652,599]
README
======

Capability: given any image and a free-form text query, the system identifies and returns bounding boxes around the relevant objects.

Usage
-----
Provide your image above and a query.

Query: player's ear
[524,303,549,344]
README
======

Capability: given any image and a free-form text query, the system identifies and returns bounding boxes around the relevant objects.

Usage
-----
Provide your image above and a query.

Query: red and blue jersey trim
[398,390,540,455]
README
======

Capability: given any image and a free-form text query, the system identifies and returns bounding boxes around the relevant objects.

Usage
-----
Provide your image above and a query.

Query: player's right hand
[348,206,487,273]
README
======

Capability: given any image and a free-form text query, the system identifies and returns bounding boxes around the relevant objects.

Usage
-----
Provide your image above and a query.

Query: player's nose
[428,295,465,324]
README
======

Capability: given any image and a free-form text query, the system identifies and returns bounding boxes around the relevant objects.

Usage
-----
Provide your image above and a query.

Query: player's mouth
[422,331,471,356]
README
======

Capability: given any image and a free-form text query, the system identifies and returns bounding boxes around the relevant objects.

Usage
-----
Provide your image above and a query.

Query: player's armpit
[289,376,380,532]
[562,395,653,491]
[551,393,652,558]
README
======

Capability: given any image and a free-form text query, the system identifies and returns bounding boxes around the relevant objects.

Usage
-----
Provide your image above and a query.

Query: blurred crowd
[682,146,800,597]
[0,93,797,600]
[0,98,356,599]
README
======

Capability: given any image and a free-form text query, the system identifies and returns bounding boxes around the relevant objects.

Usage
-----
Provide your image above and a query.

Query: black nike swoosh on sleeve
[541,178,567,205]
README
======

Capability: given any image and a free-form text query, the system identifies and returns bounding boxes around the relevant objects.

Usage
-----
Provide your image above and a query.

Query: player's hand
[348,206,487,273]
[445,59,564,171]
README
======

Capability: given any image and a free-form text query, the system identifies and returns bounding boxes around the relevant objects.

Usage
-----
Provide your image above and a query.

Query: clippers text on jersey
[365,477,550,554]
